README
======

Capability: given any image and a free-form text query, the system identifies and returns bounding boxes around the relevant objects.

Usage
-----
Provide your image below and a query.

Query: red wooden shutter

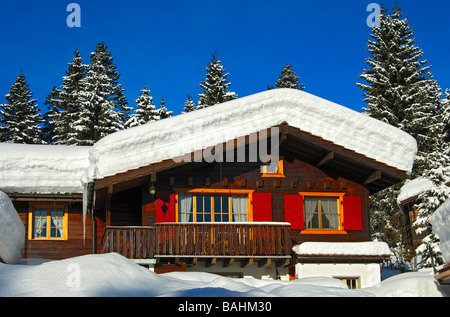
[252,193,272,222]
[155,190,176,223]
[284,195,304,230]
[343,196,362,231]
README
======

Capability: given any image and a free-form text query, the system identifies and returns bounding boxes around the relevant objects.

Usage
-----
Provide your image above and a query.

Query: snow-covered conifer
[0,73,43,144]
[183,93,196,113]
[54,49,86,145]
[41,86,62,144]
[126,84,159,128]
[198,52,237,109]
[158,97,173,119]
[268,64,305,90]
[75,42,130,145]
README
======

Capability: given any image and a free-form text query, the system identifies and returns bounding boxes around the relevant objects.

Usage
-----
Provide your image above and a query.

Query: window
[304,196,340,230]
[261,159,284,177]
[336,277,360,290]
[28,204,68,240]
[177,192,249,223]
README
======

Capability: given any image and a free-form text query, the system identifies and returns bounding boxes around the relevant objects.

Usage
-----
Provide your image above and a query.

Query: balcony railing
[101,223,292,260]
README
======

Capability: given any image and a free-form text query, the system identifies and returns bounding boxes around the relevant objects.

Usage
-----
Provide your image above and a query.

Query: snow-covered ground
[0,252,448,297]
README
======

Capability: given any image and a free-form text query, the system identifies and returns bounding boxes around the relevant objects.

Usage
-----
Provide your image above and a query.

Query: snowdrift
[0,253,447,297]
[0,191,24,264]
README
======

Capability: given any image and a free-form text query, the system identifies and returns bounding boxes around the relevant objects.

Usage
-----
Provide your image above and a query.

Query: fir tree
[268,64,305,90]
[75,42,131,145]
[0,73,43,144]
[55,49,87,145]
[158,97,173,119]
[357,4,446,267]
[183,93,196,113]
[197,52,237,109]
[357,4,433,132]
[125,84,159,128]
[41,86,62,144]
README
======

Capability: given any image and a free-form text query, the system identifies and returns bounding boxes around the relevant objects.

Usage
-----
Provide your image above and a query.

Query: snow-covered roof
[292,241,392,257]
[397,178,434,204]
[430,198,450,264]
[0,143,91,194]
[0,89,417,193]
[85,89,417,183]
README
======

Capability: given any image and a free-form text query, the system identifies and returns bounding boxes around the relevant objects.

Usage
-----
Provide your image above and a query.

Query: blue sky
[0,0,449,115]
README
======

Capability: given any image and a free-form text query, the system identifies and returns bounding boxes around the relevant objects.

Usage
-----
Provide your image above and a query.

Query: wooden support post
[240,258,253,268]
[223,258,235,268]
[105,185,113,227]
[258,258,271,268]
[206,258,216,268]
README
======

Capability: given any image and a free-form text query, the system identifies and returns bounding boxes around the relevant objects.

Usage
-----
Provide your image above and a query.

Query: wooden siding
[14,201,94,260]
[139,149,371,246]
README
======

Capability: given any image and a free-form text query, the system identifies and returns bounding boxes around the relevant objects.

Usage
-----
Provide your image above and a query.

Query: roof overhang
[92,124,409,196]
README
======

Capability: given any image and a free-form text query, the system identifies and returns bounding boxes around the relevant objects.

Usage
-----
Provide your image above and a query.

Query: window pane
[305,198,319,229]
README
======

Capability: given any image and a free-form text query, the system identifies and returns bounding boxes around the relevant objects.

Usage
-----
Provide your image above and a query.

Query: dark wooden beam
[363,170,382,185]
[223,258,235,268]
[240,258,253,268]
[205,258,216,268]
[258,258,271,268]
[317,152,335,167]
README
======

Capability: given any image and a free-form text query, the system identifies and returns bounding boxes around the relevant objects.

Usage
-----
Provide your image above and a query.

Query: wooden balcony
[101,223,292,266]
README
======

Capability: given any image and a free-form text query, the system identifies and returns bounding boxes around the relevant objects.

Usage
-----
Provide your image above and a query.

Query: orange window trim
[298,192,347,234]
[261,159,285,178]
[174,188,254,222]
[28,203,69,240]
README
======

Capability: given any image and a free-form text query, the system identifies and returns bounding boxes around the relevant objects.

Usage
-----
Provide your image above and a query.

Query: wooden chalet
[0,89,417,285]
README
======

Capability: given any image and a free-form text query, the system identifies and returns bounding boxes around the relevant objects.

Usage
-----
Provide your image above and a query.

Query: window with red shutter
[284,195,304,230]
[252,192,272,222]
[343,196,362,231]
[155,190,176,223]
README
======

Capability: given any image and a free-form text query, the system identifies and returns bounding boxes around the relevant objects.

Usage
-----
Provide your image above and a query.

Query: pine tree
[183,93,196,113]
[55,49,87,145]
[357,4,446,267]
[0,73,43,144]
[268,64,305,90]
[75,42,131,145]
[197,52,237,109]
[158,97,173,119]
[357,4,432,130]
[125,84,159,128]
[41,86,62,144]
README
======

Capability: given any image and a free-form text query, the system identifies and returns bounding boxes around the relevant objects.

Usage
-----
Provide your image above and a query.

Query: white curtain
[185,195,193,222]
[239,197,247,222]
[305,198,318,229]
[232,196,239,222]
[320,199,338,229]
[179,194,193,222]
[232,196,248,222]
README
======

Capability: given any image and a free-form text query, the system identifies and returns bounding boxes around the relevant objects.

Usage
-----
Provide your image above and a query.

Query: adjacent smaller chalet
[0,89,417,287]
[430,198,450,285]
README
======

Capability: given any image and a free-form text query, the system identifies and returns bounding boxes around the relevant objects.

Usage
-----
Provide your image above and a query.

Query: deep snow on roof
[0,89,417,193]
[86,89,417,183]
[293,241,392,257]
[0,143,90,194]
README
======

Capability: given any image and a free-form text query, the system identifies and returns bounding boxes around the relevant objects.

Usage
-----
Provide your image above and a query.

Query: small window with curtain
[28,204,68,240]
[304,196,340,230]
[177,193,249,223]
